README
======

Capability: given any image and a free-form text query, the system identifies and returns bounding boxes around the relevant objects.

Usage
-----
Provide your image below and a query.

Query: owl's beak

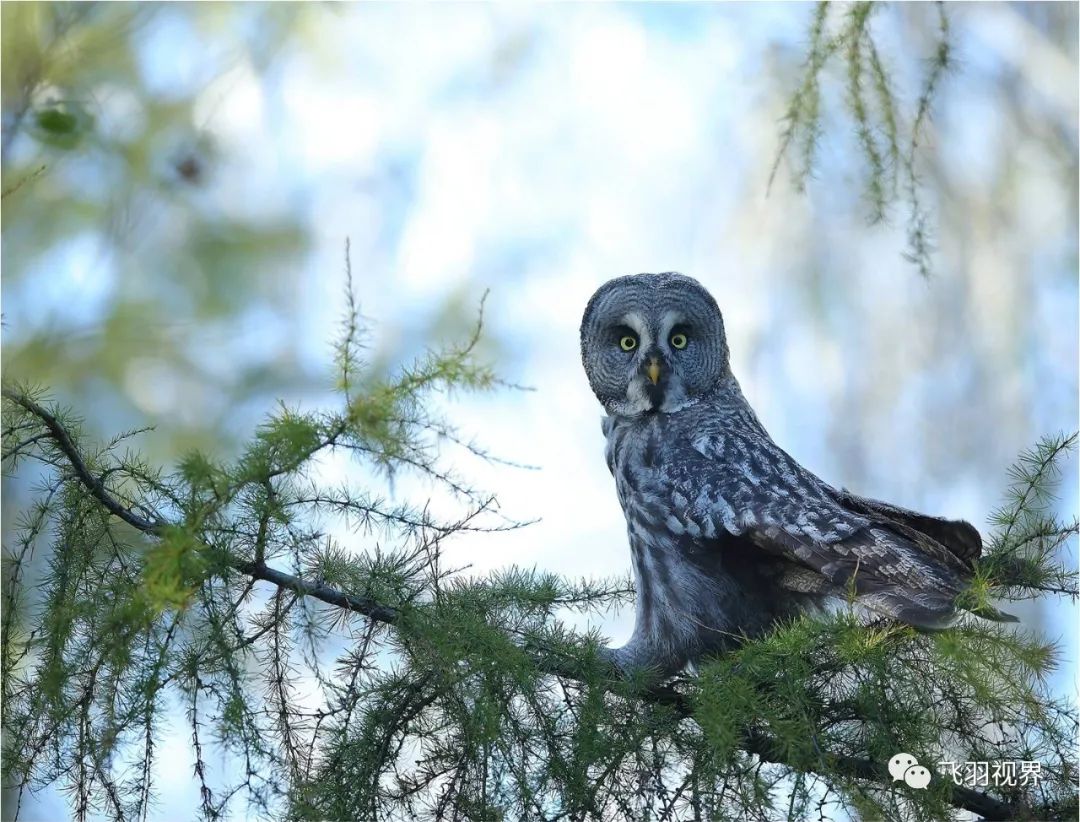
[646,358,662,386]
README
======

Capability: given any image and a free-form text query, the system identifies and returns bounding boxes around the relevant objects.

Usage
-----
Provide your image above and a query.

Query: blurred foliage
[771,1,952,277]
[1,2,313,457]
[770,1,1078,282]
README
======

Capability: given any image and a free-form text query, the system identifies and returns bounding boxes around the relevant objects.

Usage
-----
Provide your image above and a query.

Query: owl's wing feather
[830,488,982,566]
[663,422,980,625]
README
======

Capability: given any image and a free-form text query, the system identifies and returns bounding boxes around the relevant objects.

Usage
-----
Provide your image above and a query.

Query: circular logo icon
[888,753,918,782]
[904,765,932,790]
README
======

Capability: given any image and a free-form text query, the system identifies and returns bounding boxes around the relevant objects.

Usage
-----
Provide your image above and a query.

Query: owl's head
[580,272,731,416]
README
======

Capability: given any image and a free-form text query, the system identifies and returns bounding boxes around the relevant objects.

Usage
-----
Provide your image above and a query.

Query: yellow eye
[670,333,688,349]
[619,335,637,352]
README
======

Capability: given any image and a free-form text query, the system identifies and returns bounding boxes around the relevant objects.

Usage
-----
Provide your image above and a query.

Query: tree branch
[2,390,162,533]
[1,389,1017,820]
[232,559,401,626]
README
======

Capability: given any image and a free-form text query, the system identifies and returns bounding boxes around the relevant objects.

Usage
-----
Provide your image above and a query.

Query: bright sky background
[8,3,1077,820]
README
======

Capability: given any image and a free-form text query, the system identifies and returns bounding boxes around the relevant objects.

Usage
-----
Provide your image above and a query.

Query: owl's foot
[599,641,684,681]
[596,645,622,673]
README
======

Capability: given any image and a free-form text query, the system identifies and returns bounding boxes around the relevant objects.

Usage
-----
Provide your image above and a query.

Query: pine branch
[1,387,1024,820]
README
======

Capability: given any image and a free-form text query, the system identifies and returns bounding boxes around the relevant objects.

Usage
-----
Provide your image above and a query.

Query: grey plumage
[580,272,1009,676]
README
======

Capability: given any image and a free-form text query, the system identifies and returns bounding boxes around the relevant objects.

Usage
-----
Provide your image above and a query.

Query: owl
[580,272,1013,676]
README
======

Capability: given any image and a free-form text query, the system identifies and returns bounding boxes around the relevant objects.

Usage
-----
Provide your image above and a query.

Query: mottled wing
[661,418,974,625]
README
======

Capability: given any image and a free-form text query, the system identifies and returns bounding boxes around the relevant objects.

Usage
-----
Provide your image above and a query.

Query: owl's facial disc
[580,272,731,417]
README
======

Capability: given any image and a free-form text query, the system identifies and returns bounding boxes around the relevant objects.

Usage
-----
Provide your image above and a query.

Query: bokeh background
[3,3,1077,819]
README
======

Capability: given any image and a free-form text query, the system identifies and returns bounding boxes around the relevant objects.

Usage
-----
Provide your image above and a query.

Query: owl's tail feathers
[965,602,1020,623]
[953,583,1021,623]
[877,594,1018,630]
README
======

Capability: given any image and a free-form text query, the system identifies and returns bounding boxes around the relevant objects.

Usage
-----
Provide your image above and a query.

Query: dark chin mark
[645,383,666,410]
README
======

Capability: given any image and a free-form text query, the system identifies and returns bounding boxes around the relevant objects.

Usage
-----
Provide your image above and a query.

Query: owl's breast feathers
[603,389,1012,629]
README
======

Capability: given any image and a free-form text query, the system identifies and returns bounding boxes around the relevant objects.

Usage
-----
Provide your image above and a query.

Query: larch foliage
[770,1,953,277]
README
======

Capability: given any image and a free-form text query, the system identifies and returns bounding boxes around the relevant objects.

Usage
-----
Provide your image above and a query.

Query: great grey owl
[580,272,1012,676]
